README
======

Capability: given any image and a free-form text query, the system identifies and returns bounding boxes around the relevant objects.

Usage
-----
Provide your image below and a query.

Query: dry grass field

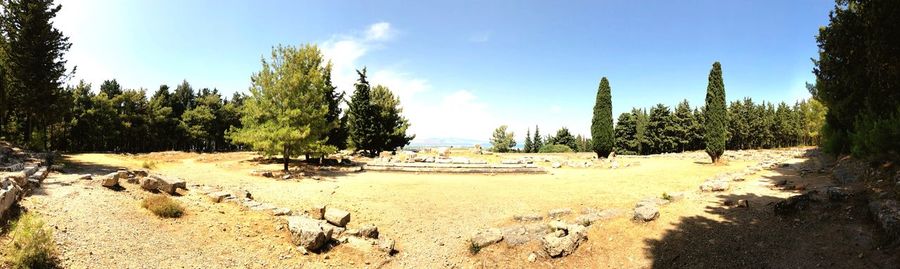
[15,148,897,268]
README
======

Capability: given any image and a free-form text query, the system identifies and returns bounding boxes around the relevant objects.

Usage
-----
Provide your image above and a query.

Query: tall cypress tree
[704,62,727,163]
[591,77,614,158]
[348,68,378,155]
[523,128,533,153]
[532,125,543,151]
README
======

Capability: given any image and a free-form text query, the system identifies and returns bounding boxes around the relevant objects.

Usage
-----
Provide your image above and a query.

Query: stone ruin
[0,142,51,219]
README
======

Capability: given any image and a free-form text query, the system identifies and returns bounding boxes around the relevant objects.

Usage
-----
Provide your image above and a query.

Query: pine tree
[348,68,378,155]
[229,44,331,171]
[635,108,650,155]
[532,125,543,151]
[704,62,727,163]
[0,0,72,148]
[322,62,348,150]
[614,112,638,154]
[523,128,533,153]
[490,125,516,153]
[647,104,676,154]
[672,100,694,152]
[591,77,614,158]
[347,69,414,155]
[371,85,414,152]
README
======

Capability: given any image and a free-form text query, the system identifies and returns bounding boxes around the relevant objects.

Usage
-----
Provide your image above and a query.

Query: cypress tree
[523,128,533,153]
[704,62,727,163]
[591,77,614,158]
[532,125,543,151]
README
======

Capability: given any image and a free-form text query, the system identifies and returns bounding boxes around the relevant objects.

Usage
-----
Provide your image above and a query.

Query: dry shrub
[3,212,57,269]
[141,160,157,169]
[142,195,185,218]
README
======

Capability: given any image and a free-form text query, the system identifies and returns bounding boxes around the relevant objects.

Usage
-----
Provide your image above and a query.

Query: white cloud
[405,90,496,140]
[365,22,393,41]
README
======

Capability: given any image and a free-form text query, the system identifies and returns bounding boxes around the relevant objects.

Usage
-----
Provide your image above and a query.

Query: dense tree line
[612,97,824,155]
[814,0,900,160]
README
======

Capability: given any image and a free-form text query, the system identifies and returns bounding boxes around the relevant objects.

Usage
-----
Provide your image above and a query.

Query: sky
[54,0,835,143]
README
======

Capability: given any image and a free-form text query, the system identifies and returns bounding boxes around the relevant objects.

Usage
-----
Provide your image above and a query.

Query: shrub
[539,144,574,153]
[141,160,157,169]
[468,240,481,255]
[142,195,185,218]
[661,192,673,201]
[3,212,57,269]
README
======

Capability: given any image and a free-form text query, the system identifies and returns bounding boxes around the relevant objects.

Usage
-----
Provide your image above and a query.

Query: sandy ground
[11,149,899,268]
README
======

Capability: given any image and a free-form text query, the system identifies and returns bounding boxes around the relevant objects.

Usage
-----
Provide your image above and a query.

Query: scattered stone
[324,208,351,227]
[270,208,290,216]
[131,169,149,178]
[154,175,186,194]
[357,224,379,239]
[235,189,253,200]
[868,199,899,241]
[501,159,521,165]
[100,172,119,188]
[207,191,232,203]
[827,187,851,201]
[700,179,729,192]
[377,238,395,254]
[774,193,814,215]
[470,228,503,248]
[548,208,573,218]
[574,213,601,226]
[139,177,158,191]
[541,223,587,258]
[551,162,562,169]
[309,204,326,219]
[77,174,92,180]
[513,213,543,222]
[633,204,659,222]
[501,225,531,246]
[436,147,451,158]
[286,216,332,251]
[527,252,537,262]
[637,197,669,208]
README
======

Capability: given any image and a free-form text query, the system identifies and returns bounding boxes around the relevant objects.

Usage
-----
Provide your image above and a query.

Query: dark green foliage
[574,134,592,152]
[672,100,695,152]
[532,125,543,152]
[99,79,122,98]
[323,62,349,150]
[646,104,677,154]
[523,128,533,153]
[614,112,638,154]
[0,0,71,148]
[539,144,573,153]
[547,127,577,151]
[347,68,414,156]
[704,62,727,163]
[591,77,614,158]
[814,0,900,159]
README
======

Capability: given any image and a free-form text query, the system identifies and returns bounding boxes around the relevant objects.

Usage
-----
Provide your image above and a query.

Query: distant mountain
[407,137,489,148]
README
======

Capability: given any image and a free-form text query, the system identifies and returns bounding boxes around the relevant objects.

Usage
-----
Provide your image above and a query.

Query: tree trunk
[283,147,290,172]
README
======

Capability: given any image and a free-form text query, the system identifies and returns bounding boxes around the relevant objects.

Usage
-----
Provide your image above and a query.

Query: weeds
[142,195,185,218]
[3,212,57,269]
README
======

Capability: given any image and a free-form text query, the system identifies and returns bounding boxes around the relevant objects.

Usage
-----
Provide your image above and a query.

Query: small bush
[3,212,57,269]
[661,192,673,201]
[468,240,481,255]
[142,195,185,218]
[539,144,574,153]
[141,160,157,169]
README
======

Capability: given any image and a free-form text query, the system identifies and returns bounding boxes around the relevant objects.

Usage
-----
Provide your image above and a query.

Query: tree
[371,84,414,152]
[704,61,727,163]
[229,44,331,171]
[647,104,676,154]
[547,127,577,151]
[99,79,123,98]
[814,0,900,159]
[523,128,533,153]
[614,112,638,154]
[0,0,72,148]
[490,125,516,153]
[672,100,695,152]
[591,77,614,158]
[533,125,543,151]
[322,62,348,150]
[635,108,650,155]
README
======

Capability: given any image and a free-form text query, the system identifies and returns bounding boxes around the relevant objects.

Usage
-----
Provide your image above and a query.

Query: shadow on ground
[644,149,899,269]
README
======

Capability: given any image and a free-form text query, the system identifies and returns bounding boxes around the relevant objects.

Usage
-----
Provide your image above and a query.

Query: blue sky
[55,0,834,142]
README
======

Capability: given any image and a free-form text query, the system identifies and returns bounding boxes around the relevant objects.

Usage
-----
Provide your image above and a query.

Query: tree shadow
[57,155,127,175]
[644,149,899,268]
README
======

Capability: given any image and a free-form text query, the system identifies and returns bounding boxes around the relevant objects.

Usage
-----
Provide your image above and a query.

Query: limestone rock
[541,223,587,258]
[309,204,326,219]
[868,199,899,240]
[100,172,119,187]
[273,208,292,216]
[633,204,659,222]
[700,179,729,192]
[357,224,379,239]
[377,238,395,254]
[207,191,232,203]
[155,175,186,194]
[324,208,351,227]
[470,228,503,248]
[548,208,573,218]
[513,213,543,222]
[287,216,332,251]
[551,162,562,169]
[139,177,158,191]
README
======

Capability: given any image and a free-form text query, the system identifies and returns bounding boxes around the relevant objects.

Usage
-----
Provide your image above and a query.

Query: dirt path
[18,150,897,268]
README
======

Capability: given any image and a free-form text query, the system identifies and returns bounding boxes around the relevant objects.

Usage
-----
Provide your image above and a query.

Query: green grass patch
[3,212,58,269]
